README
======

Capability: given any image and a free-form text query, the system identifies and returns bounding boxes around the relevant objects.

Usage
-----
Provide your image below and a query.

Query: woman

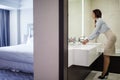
[82,9,117,79]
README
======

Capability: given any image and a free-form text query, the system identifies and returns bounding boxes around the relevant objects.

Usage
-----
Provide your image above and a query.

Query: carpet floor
[0,69,33,80]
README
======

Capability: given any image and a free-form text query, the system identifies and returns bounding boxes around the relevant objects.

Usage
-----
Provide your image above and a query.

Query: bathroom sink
[69,43,101,50]
[68,43,102,67]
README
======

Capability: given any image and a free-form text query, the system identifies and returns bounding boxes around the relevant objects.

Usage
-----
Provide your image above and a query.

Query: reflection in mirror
[0,0,33,80]
[68,0,120,80]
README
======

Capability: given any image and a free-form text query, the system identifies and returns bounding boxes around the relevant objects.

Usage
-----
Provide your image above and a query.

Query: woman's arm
[87,19,102,40]
[82,19,103,45]
[88,31,100,40]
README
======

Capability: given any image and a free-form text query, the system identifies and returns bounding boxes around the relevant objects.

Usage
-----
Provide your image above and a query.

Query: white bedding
[0,44,33,64]
[0,40,33,73]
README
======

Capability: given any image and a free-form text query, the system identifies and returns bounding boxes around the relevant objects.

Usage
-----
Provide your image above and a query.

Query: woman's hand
[82,39,89,45]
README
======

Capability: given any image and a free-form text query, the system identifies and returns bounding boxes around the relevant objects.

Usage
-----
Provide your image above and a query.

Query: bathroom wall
[68,0,93,39]
[84,0,93,37]
[91,0,120,50]
[68,0,82,39]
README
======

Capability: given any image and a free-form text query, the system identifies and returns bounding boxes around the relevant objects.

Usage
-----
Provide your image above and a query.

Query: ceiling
[0,0,21,9]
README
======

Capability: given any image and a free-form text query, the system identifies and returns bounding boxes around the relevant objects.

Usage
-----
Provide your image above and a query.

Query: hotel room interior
[0,0,33,80]
[34,0,120,80]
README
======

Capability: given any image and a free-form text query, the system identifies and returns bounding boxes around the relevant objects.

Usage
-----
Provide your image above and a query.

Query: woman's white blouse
[88,18,110,40]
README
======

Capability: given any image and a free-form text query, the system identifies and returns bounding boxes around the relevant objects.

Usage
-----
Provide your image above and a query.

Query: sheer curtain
[0,9,10,47]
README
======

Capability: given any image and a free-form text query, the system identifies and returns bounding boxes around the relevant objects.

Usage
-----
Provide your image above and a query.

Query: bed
[0,24,33,73]
[0,37,33,73]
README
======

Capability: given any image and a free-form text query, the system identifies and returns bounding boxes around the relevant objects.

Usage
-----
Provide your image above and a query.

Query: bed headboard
[27,23,33,38]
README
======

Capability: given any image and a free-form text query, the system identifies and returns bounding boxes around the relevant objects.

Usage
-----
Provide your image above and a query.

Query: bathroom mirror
[68,0,120,80]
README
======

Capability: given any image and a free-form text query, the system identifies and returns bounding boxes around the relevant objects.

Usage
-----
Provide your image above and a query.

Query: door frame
[59,0,68,80]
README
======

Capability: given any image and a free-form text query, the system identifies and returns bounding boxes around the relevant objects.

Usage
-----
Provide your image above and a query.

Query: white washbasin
[68,43,102,67]
[69,43,101,50]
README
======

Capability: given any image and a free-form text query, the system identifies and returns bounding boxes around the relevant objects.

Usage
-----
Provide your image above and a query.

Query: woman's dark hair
[93,9,102,18]
[93,9,102,27]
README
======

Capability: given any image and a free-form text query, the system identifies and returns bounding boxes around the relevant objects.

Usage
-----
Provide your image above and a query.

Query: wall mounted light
[82,0,84,36]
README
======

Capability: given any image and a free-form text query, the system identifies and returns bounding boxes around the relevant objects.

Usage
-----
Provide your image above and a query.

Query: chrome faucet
[78,36,86,43]
[68,37,76,43]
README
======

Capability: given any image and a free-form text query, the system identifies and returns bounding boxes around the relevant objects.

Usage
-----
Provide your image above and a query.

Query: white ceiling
[0,4,17,10]
[0,0,21,8]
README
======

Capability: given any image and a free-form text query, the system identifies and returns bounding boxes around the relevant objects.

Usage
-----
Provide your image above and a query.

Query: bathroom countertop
[69,43,102,50]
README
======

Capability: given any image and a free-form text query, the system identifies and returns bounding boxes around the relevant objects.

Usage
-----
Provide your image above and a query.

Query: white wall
[68,0,82,38]
[68,0,93,39]
[10,0,33,44]
[20,0,33,43]
[84,0,93,37]
[10,10,18,45]
[34,0,59,80]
